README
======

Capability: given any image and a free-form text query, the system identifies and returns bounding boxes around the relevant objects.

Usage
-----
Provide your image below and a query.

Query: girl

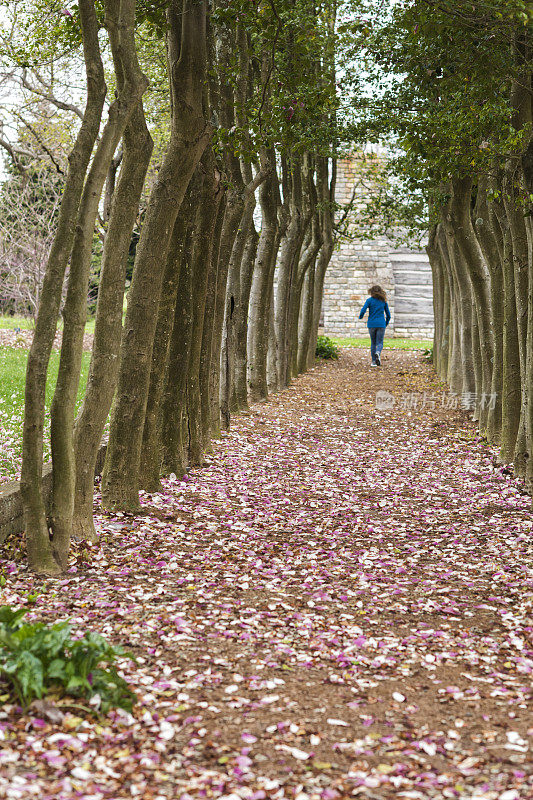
[359,285,391,367]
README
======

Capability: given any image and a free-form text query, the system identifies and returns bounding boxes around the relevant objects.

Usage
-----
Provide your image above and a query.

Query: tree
[9,0,346,572]
[351,0,533,483]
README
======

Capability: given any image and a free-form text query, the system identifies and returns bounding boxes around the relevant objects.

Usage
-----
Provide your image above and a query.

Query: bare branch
[21,68,84,120]
[13,111,65,174]
[0,134,34,174]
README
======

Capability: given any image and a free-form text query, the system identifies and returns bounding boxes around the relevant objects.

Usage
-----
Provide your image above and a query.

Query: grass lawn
[0,348,90,483]
[0,315,96,334]
[0,315,36,331]
[332,336,432,350]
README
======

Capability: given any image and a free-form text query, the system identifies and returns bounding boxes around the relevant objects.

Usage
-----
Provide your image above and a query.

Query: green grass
[0,348,90,482]
[0,316,36,331]
[331,337,432,350]
[0,315,96,334]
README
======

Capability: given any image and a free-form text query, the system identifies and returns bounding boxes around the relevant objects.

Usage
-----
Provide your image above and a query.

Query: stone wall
[322,157,434,340]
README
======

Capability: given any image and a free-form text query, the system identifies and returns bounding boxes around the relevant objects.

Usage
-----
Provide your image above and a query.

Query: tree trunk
[160,229,195,477]
[500,221,522,462]
[427,223,448,380]
[102,0,211,511]
[230,26,257,411]
[50,0,148,565]
[267,287,279,394]
[491,180,522,462]
[234,210,258,408]
[295,186,322,376]
[298,260,316,374]
[275,155,305,389]
[21,0,106,575]
[442,196,476,397]
[437,221,463,393]
[473,175,504,444]
[503,165,529,474]
[308,156,336,369]
[521,135,533,491]
[199,194,226,451]
[139,180,196,491]
[72,102,153,542]
[248,155,282,403]
[188,150,222,466]
[449,176,493,431]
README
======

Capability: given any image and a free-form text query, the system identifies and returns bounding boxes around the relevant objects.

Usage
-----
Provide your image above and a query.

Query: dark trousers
[369,327,385,362]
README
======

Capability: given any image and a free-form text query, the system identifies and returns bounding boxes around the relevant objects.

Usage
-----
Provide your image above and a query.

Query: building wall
[322,157,434,339]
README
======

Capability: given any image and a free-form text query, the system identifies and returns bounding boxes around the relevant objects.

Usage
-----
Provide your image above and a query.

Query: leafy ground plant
[316,335,340,360]
[0,606,135,711]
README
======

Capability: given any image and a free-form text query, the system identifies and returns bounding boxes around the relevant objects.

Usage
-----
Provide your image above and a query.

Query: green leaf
[47,658,67,680]
[66,675,90,691]
[0,605,135,710]
[14,651,44,702]
[0,606,28,630]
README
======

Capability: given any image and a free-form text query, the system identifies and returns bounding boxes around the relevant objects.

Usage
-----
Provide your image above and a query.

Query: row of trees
[3,0,343,574]
[354,0,533,485]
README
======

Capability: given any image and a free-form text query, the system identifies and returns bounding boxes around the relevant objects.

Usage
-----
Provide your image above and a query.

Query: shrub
[316,335,340,360]
[0,605,136,711]
[423,346,433,363]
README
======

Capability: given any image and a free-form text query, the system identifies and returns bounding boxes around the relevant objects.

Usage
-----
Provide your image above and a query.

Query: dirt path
[1,349,531,799]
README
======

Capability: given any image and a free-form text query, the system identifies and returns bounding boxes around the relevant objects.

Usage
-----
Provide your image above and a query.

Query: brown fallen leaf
[30,699,65,725]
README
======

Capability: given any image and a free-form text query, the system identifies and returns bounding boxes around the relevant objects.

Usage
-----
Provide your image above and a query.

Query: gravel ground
[0,348,531,800]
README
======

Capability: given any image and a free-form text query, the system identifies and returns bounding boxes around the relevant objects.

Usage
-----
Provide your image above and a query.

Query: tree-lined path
[1,349,531,799]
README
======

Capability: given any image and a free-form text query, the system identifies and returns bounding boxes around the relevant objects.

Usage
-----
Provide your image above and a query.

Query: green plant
[0,347,91,480]
[316,335,340,360]
[0,606,136,711]
[423,347,433,363]
[330,337,433,351]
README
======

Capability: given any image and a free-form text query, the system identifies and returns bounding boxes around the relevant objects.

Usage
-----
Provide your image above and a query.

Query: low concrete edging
[0,445,107,546]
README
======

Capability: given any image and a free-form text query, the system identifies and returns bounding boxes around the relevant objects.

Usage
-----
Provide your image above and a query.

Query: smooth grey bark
[50,0,148,564]
[230,27,257,411]
[275,154,306,389]
[233,206,258,408]
[437,221,463,393]
[199,194,226,451]
[308,156,336,369]
[160,228,195,477]
[102,0,212,510]
[267,289,279,394]
[427,223,449,380]
[293,166,322,377]
[298,259,316,375]
[139,180,196,491]
[507,32,531,478]
[449,176,493,432]
[473,175,504,443]
[248,150,282,403]
[21,0,106,575]
[220,166,268,426]
[522,134,533,491]
[491,179,522,462]
[503,164,529,474]
[188,150,223,465]
[72,102,153,542]
[103,148,123,224]
[442,196,476,397]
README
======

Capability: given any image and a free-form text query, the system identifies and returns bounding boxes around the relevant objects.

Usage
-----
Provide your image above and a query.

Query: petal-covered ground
[1,348,532,800]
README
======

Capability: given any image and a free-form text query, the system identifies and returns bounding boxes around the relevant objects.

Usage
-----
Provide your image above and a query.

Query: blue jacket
[359,296,391,329]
